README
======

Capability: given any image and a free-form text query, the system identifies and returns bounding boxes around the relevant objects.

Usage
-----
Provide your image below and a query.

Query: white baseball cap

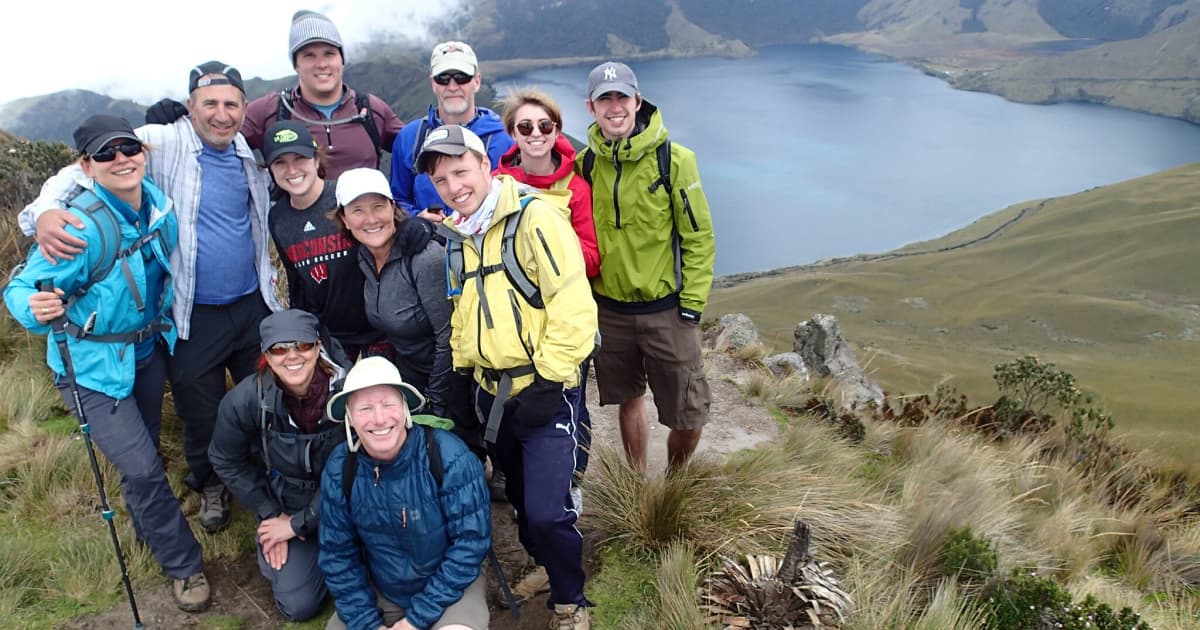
[335,168,393,207]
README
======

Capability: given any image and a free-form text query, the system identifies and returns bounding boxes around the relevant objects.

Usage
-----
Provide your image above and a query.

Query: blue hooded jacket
[4,178,178,400]
[318,425,490,630]
[389,105,514,216]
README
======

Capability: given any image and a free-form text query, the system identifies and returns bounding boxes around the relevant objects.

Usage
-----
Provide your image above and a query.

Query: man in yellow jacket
[420,125,597,630]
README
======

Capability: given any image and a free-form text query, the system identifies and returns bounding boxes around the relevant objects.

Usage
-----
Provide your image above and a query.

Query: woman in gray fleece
[331,168,452,416]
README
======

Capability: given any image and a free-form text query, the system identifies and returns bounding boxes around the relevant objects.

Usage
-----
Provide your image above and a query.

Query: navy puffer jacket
[318,425,490,630]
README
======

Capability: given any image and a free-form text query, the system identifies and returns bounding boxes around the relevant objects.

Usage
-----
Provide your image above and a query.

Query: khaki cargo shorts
[594,304,711,430]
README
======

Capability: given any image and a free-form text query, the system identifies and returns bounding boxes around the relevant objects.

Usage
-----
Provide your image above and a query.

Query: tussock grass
[652,543,707,630]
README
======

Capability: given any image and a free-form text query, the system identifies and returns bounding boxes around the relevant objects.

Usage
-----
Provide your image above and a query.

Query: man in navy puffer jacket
[319,356,491,630]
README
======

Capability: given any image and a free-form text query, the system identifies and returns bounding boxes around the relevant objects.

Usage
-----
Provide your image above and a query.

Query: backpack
[37,190,170,344]
[443,196,543,308]
[339,421,520,616]
[275,90,383,167]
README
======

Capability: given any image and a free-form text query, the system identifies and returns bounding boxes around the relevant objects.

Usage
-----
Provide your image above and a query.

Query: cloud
[4,0,465,106]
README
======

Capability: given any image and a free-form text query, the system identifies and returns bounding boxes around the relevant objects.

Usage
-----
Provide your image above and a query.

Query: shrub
[942,527,998,583]
[981,570,1152,630]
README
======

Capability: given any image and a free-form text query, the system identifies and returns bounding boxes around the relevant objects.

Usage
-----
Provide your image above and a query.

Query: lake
[496,45,1200,276]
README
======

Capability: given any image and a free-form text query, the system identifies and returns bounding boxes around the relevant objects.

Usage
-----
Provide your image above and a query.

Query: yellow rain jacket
[444,175,597,396]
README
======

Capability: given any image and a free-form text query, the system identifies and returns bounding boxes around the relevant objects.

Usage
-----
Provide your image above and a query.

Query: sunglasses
[515,119,557,137]
[433,72,474,86]
[266,341,316,356]
[90,142,143,163]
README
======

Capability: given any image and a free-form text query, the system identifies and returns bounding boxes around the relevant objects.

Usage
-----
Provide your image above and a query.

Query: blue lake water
[496,45,1200,276]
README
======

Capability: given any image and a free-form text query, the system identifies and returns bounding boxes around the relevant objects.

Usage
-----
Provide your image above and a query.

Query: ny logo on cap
[604,66,618,81]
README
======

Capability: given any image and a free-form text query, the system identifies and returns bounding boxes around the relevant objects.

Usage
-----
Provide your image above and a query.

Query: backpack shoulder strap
[409,119,432,174]
[649,139,673,212]
[499,196,543,308]
[275,90,292,123]
[355,92,383,166]
[341,449,357,503]
[423,424,443,488]
[67,193,121,297]
[579,148,595,186]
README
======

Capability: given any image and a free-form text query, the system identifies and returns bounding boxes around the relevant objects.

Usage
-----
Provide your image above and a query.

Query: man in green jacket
[578,61,716,473]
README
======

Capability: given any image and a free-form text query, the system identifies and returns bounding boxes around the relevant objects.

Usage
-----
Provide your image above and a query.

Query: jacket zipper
[612,154,623,229]
[681,190,699,232]
[325,125,334,150]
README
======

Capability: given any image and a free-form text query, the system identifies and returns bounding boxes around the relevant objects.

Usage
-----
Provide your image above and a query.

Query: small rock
[900,297,929,309]
[763,352,808,378]
[705,313,761,352]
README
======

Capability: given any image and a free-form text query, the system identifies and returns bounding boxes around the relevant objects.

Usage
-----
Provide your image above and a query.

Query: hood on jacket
[586,99,667,164]
[495,134,577,188]
[424,105,507,143]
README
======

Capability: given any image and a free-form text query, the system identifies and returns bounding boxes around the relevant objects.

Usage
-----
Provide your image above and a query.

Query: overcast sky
[5,0,464,106]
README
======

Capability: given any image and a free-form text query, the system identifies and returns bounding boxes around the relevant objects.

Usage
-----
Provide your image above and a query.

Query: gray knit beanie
[289,10,343,65]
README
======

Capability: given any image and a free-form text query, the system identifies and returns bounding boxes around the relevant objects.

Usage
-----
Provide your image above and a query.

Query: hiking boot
[198,482,231,533]
[511,566,550,604]
[489,469,509,503]
[550,603,590,630]
[173,571,211,612]
[570,485,583,515]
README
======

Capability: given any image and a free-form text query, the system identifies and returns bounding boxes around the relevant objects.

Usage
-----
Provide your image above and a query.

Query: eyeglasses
[515,119,557,137]
[90,143,143,163]
[266,341,316,356]
[433,72,474,86]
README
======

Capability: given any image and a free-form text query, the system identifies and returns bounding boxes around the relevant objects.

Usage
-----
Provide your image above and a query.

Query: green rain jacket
[578,100,715,316]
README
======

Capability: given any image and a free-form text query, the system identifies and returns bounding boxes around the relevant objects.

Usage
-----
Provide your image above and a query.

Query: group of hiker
[3,8,715,630]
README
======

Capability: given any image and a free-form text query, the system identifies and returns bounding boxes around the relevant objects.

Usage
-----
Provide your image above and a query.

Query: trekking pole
[38,279,144,630]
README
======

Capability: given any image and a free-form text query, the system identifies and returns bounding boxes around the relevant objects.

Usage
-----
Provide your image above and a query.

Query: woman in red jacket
[495,88,598,517]
[495,88,600,277]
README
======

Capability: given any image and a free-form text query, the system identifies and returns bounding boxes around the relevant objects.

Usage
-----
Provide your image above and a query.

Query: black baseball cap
[73,115,141,155]
[188,60,245,94]
[262,121,317,165]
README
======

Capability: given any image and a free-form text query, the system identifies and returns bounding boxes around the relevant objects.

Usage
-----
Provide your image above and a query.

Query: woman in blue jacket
[3,115,209,612]
[319,356,490,630]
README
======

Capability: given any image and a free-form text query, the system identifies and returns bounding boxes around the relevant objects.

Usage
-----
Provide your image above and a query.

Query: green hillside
[709,163,1200,463]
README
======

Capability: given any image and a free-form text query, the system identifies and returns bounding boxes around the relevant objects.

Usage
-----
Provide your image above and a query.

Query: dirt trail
[63,351,778,629]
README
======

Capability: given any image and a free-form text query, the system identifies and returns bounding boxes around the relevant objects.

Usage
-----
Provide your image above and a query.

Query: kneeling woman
[208,309,350,622]
[3,115,209,612]
[320,356,491,630]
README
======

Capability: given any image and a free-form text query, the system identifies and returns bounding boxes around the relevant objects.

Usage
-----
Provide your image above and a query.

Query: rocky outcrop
[793,314,883,410]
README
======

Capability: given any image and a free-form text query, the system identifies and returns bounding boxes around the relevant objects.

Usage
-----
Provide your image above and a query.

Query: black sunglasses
[266,341,316,356]
[90,142,143,163]
[433,72,474,86]
[515,119,557,137]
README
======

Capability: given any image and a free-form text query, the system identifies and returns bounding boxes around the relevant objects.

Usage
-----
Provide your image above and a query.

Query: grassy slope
[708,163,1200,461]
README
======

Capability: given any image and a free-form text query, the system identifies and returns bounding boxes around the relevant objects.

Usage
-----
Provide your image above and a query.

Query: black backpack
[275,90,384,167]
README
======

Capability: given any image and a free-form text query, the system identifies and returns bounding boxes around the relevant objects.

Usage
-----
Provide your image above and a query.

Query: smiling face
[294,42,344,104]
[431,72,481,124]
[512,103,558,162]
[348,384,409,461]
[586,92,641,141]
[429,152,491,217]
[269,153,320,199]
[342,193,397,252]
[187,83,246,150]
[81,141,146,203]
[264,341,320,397]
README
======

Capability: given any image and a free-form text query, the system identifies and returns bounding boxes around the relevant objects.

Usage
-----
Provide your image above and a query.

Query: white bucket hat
[327,356,426,452]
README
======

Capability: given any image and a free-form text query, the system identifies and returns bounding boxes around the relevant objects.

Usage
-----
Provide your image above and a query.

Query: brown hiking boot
[511,565,550,604]
[550,603,590,630]
[198,482,231,533]
[173,571,211,612]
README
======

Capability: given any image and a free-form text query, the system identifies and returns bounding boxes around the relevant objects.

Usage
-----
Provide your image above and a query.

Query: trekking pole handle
[34,278,69,335]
